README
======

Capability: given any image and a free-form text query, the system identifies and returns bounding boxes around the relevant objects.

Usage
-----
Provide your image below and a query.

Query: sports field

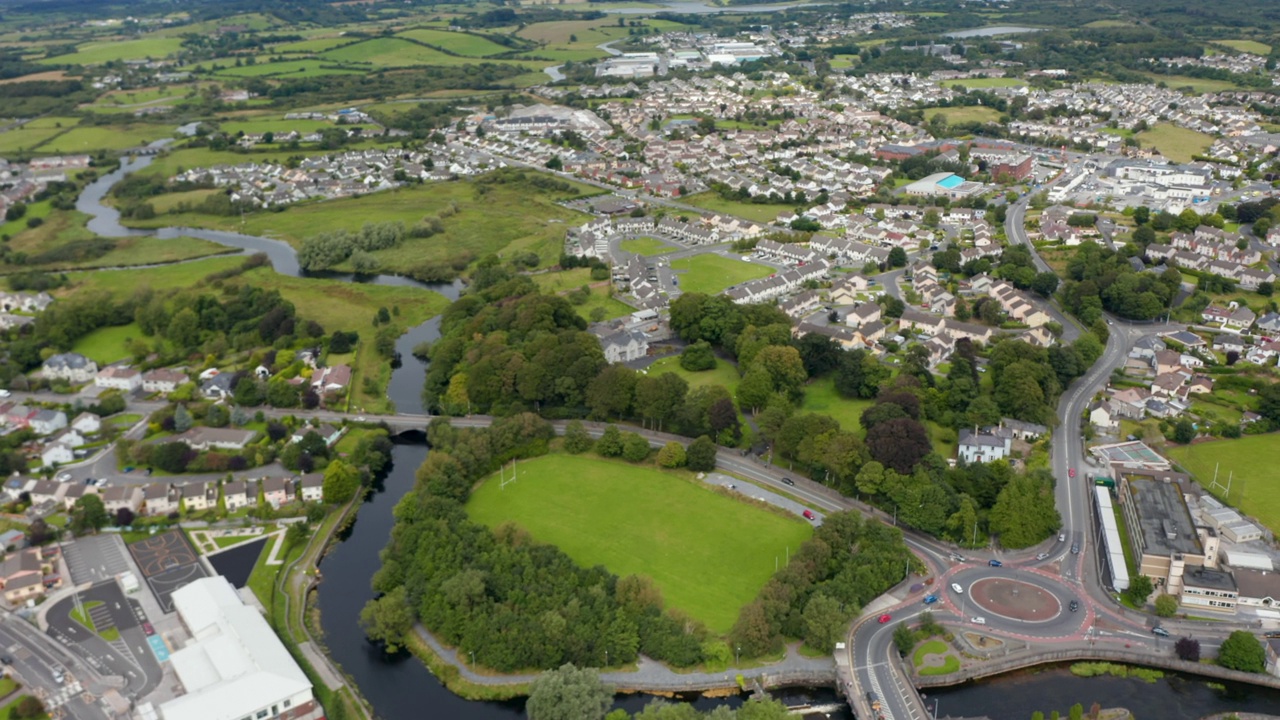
[670,254,772,295]
[1167,435,1280,534]
[924,106,1004,125]
[466,454,812,633]
[1136,123,1214,163]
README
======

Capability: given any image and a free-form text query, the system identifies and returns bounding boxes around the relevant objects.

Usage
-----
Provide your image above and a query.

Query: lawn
[945,77,1026,89]
[800,377,874,434]
[1216,39,1272,55]
[466,454,813,634]
[681,192,791,224]
[41,36,185,65]
[924,106,1004,125]
[216,60,365,78]
[620,237,673,255]
[0,695,44,720]
[575,286,634,323]
[646,354,742,395]
[919,655,960,676]
[1136,123,1214,164]
[1167,434,1280,533]
[531,267,594,293]
[397,28,513,56]
[670,254,772,296]
[38,125,173,153]
[912,639,948,668]
[72,322,147,365]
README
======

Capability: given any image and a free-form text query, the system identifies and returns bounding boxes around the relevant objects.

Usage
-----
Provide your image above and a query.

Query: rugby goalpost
[499,459,518,490]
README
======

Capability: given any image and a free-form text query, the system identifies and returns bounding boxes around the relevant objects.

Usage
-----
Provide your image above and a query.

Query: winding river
[79,151,1266,718]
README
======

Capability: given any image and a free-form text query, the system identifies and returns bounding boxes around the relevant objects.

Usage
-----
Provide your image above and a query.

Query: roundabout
[969,577,1061,623]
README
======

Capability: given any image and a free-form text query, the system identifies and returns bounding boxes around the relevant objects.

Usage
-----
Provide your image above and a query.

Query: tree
[563,420,593,454]
[686,436,717,471]
[1124,574,1154,606]
[622,432,650,462]
[1155,594,1178,617]
[587,364,638,420]
[10,697,44,720]
[526,664,613,720]
[680,341,717,371]
[322,459,361,504]
[801,593,846,653]
[115,507,135,527]
[988,472,1060,549]
[1030,271,1060,298]
[888,247,907,268]
[173,404,193,432]
[656,441,686,468]
[1175,636,1201,662]
[865,418,931,474]
[285,520,311,551]
[234,376,263,406]
[596,425,624,457]
[892,622,915,656]
[359,586,415,653]
[1172,418,1196,444]
[1218,630,1265,673]
[70,494,110,535]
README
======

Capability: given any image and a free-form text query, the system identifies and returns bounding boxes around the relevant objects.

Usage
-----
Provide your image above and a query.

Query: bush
[1154,594,1178,617]
[656,441,686,468]
[686,435,717,472]
[621,432,650,462]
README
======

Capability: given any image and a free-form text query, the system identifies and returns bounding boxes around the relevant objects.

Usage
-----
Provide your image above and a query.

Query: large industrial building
[1117,474,1222,601]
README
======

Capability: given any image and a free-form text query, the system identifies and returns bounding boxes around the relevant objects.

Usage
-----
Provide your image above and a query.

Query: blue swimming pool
[937,174,964,189]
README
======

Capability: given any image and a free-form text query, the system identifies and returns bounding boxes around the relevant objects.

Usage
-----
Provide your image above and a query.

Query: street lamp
[469,651,475,668]
[735,645,740,665]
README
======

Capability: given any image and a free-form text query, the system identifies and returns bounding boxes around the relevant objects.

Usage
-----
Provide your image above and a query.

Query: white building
[957,428,1011,464]
[94,366,142,392]
[159,576,321,720]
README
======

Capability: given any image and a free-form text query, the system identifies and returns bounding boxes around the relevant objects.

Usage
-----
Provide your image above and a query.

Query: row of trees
[363,415,716,671]
[296,220,409,272]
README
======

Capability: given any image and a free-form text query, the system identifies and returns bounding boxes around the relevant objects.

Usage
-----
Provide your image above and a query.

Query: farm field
[41,36,185,65]
[924,106,1004,124]
[670,254,773,296]
[1136,123,1214,163]
[0,124,69,153]
[1216,39,1272,55]
[1168,435,1280,533]
[322,37,532,70]
[466,453,813,634]
[396,28,513,56]
[268,37,354,54]
[1138,72,1246,94]
[38,124,173,153]
[681,191,788,223]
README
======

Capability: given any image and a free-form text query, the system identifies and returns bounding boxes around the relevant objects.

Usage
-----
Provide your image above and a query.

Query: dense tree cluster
[1060,241,1181,323]
[367,415,712,671]
[297,221,408,272]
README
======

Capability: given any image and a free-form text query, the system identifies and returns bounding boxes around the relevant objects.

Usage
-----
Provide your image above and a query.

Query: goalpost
[500,459,518,490]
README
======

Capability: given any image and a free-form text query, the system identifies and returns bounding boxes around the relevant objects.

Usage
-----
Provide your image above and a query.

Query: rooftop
[1123,477,1203,558]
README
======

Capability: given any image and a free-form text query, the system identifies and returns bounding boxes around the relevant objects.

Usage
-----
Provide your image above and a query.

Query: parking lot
[64,535,132,586]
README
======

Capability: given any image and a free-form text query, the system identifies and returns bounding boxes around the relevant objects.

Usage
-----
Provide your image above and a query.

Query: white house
[142,368,188,395]
[957,428,1011,464]
[42,353,98,383]
[29,410,67,436]
[297,473,323,503]
[41,444,74,468]
[94,366,142,392]
[70,412,101,435]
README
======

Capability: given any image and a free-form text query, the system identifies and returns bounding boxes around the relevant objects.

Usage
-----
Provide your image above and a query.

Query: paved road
[0,614,112,720]
[45,581,162,698]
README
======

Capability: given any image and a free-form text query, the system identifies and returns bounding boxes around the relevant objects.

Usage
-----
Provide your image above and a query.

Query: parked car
[1151,626,1170,637]
[0,390,10,398]
[781,477,795,486]
[802,509,816,521]
[988,559,1003,567]
[56,472,71,482]
[951,583,964,594]
[971,616,987,625]
[143,622,155,636]
[877,614,892,624]
[923,594,939,605]
[1071,543,1080,554]
[1058,533,1066,542]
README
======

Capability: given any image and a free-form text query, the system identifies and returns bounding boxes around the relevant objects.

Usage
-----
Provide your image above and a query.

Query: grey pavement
[63,535,132,586]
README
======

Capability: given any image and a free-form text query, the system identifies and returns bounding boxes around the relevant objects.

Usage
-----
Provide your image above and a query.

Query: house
[101,486,142,515]
[263,477,292,509]
[29,410,67,436]
[29,480,64,507]
[144,483,179,516]
[599,328,649,363]
[183,482,217,513]
[94,366,142,392]
[61,484,92,512]
[829,274,870,305]
[166,427,257,451]
[957,428,1012,464]
[201,373,236,400]
[297,473,324,503]
[1090,401,1118,431]
[0,548,58,604]
[311,364,352,395]
[0,529,25,551]
[158,577,320,720]
[1000,418,1047,441]
[142,368,188,395]
[223,480,255,512]
[42,353,98,383]
[70,412,101,435]
[40,443,74,468]
[292,424,343,448]
[845,302,882,328]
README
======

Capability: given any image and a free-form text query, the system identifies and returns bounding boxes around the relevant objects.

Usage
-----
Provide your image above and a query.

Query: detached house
[298,473,324,503]
[311,365,352,395]
[94,366,142,392]
[0,548,59,604]
[42,353,98,383]
[142,368,188,395]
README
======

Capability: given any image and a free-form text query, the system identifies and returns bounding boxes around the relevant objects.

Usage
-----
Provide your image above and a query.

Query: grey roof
[958,429,1005,449]
[1182,566,1237,593]
[1123,477,1203,557]
[44,353,92,370]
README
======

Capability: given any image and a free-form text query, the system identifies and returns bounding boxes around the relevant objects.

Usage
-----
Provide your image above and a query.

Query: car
[781,477,795,486]
[1058,533,1066,543]
[949,553,966,562]
[123,466,134,473]
[356,416,366,422]
[0,390,9,398]
[1068,468,1076,478]
[952,583,964,594]
[877,614,892,624]
[1069,600,1079,612]
[971,616,987,625]
[802,509,816,521]
[84,478,95,485]
[923,594,939,605]
[988,559,1002,568]
[143,622,155,636]
[1151,626,1170,637]
[0,656,11,665]
[726,483,736,490]
[1071,543,1080,554]
[1036,552,1050,561]
[95,478,108,487]
[56,472,71,482]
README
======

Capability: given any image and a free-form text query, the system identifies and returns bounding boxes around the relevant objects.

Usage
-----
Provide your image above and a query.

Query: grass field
[41,36,185,65]
[1167,435,1280,533]
[38,124,172,153]
[1216,39,1272,55]
[397,28,513,56]
[0,124,69,153]
[65,256,246,296]
[945,77,1026,89]
[529,269,635,321]
[924,106,1004,125]
[1139,72,1245,94]
[322,37,532,70]
[466,454,813,633]
[70,600,121,641]
[912,639,948,668]
[681,193,789,224]
[670,254,772,296]
[620,236,673,255]
[800,377,874,433]
[217,117,339,135]
[269,37,354,54]
[646,354,742,396]
[72,322,148,365]
[1136,123,1214,163]
[216,60,365,78]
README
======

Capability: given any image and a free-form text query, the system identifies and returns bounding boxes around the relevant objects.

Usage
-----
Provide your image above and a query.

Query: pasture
[466,453,813,634]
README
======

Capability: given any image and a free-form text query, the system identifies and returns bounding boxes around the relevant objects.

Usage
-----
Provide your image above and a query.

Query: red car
[1068,468,1076,478]
[803,509,816,521]
[142,622,154,636]
[877,614,892,624]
